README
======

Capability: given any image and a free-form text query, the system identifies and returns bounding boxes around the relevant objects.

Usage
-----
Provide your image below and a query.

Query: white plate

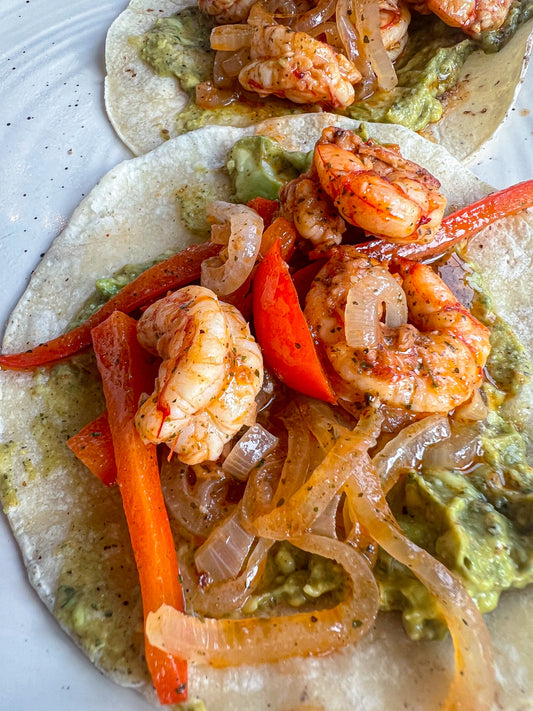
[1,2,533,709]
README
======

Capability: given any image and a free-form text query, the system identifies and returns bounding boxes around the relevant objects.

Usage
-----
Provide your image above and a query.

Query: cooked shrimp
[199,0,256,23]
[380,0,411,61]
[279,175,346,247]
[304,248,491,412]
[135,285,263,465]
[312,126,447,244]
[408,0,512,35]
[235,24,361,108]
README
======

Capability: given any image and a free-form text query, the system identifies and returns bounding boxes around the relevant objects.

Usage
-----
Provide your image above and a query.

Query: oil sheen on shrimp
[313,126,447,244]
[238,25,361,108]
[304,247,491,412]
[407,0,512,35]
[135,285,263,465]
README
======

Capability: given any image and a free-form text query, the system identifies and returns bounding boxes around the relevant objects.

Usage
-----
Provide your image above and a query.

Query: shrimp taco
[104,0,533,159]
[1,113,533,710]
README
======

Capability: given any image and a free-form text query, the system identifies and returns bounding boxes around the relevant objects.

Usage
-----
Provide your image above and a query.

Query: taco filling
[1,115,533,710]
[104,0,533,156]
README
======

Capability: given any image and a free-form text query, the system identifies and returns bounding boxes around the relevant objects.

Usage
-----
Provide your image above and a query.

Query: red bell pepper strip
[253,239,336,404]
[67,412,117,487]
[223,217,299,320]
[290,260,326,309]
[260,216,298,261]
[246,196,279,227]
[91,312,187,704]
[0,242,220,371]
[355,180,533,262]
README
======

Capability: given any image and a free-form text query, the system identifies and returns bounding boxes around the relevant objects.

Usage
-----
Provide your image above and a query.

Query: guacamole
[136,8,215,92]
[68,252,175,329]
[226,136,312,203]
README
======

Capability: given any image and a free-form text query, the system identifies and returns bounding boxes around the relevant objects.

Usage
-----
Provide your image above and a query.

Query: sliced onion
[336,0,377,99]
[241,452,284,518]
[340,433,495,711]
[192,538,273,617]
[220,47,251,77]
[273,402,314,502]
[308,20,341,45]
[247,3,276,27]
[243,402,379,539]
[360,0,397,91]
[372,414,451,494]
[291,0,336,32]
[194,508,255,583]
[195,82,237,108]
[213,51,239,89]
[310,493,341,538]
[336,0,360,63]
[222,423,279,480]
[241,402,312,523]
[161,458,234,537]
[202,201,263,296]
[211,24,253,52]
[254,368,277,413]
[344,270,407,348]
[422,421,483,471]
[146,532,379,666]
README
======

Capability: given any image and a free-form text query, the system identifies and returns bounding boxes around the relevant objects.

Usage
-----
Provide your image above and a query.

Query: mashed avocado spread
[137,6,531,135]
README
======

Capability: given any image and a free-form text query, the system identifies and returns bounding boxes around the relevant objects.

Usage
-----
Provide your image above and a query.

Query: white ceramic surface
[1,2,533,709]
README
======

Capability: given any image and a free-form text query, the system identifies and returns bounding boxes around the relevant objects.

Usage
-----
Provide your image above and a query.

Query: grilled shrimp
[313,126,447,244]
[380,0,411,61]
[199,0,256,23]
[279,175,346,247]
[238,24,361,108]
[407,0,512,35]
[135,285,263,465]
[304,248,491,412]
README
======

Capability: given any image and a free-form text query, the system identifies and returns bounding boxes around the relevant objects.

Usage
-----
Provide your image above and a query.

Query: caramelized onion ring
[342,440,495,710]
[201,201,263,295]
[372,414,451,493]
[146,533,379,667]
[291,0,336,32]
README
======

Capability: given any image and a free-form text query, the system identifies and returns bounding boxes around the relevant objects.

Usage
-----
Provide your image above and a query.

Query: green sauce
[243,542,349,614]
[227,135,312,203]
[137,8,215,92]
[346,20,474,131]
